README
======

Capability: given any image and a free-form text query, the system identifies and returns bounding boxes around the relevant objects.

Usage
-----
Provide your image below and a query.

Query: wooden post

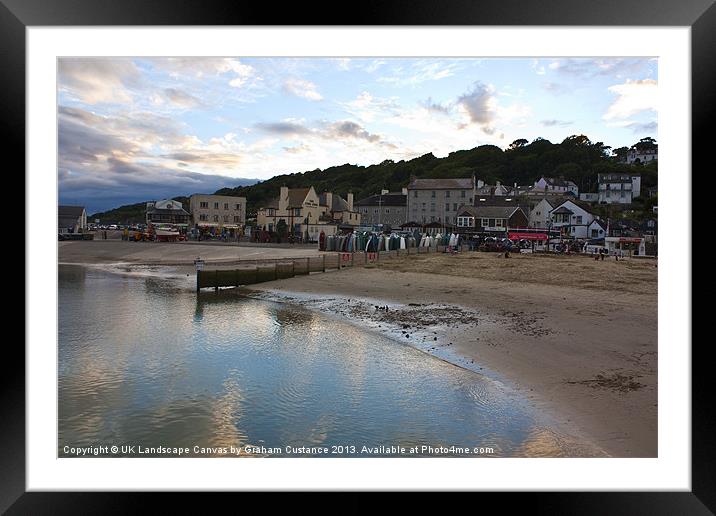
[196,270,200,292]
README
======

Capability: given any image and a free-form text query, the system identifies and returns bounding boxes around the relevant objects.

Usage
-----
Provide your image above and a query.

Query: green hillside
[90,135,658,223]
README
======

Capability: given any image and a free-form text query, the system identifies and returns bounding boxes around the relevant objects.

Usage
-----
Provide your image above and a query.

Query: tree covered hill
[89,135,657,223]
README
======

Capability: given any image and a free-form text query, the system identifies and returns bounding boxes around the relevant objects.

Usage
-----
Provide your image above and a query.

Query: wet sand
[245,253,657,457]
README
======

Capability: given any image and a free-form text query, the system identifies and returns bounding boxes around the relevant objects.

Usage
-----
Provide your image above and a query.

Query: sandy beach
[59,241,657,457]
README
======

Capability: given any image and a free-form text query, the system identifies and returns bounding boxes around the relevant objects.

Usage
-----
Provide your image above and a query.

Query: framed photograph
[7,0,708,510]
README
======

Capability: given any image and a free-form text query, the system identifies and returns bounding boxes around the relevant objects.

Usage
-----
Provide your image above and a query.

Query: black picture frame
[4,0,709,512]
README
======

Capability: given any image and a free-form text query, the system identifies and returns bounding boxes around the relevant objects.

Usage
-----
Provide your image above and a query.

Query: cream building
[189,194,247,233]
[256,186,360,242]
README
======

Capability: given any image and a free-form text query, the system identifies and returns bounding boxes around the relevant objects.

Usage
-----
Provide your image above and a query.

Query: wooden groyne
[196,245,459,292]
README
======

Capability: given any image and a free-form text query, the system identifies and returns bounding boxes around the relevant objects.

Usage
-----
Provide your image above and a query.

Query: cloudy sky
[58,57,657,213]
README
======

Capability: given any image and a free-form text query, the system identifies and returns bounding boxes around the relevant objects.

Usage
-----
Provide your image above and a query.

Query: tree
[634,137,657,152]
[508,138,528,150]
[276,219,288,242]
[562,134,592,147]
[612,147,629,162]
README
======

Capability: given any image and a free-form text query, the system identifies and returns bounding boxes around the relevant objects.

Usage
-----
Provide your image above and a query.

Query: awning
[509,232,548,241]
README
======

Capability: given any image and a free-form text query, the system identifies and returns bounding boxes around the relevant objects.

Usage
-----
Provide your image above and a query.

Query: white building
[626,147,657,165]
[533,177,579,197]
[529,198,556,229]
[597,173,642,204]
[579,193,599,202]
[587,219,607,239]
[58,205,87,233]
[549,200,596,239]
[605,236,646,256]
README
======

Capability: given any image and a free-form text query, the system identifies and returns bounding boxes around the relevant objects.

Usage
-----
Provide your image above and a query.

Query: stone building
[189,194,247,232]
[354,189,407,228]
[406,176,477,224]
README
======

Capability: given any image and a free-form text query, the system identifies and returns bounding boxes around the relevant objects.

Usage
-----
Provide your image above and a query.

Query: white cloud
[603,79,658,120]
[283,78,323,101]
[58,59,141,105]
[340,91,400,122]
[334,58,351,71]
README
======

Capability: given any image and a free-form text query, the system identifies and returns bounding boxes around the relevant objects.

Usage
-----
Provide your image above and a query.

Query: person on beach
[504,239,512,258]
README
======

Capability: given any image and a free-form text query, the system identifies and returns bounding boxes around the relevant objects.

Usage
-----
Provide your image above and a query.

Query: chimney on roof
[401,187,408,195]
[279,186,288,212]
[347,192,354,212]
[324,192,333,211]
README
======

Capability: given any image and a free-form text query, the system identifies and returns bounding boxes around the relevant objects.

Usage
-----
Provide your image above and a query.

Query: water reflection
[58,265,580,457]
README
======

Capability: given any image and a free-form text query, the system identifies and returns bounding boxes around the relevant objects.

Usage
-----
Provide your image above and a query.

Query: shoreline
[241,265,657,458]
[58,243,657,457]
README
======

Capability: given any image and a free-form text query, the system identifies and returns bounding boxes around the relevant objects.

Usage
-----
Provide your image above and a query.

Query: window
[446,191,451,198]
[224,203,229,210]
[234,216,241,223]
[213,215,219,222]
[223,215,229,222]
[457,216,474,227]
[235,204,241,210]
[576,216,583,224]
[199,214,207,221]
[413,191,418,198]
[214,202,219,209]
[481,218,489,227]
[495,219,504,227]
[430,203,435,212]
[430,216,435,222]
[488,219,496,227]
[453,203,458,211]
[445,203,450,211]
[461,191,466,198]
[200,201,208,208]
[385,208,390,214]
[431,191,436,198]
[446,216,450,223]
[422,203,426,211]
